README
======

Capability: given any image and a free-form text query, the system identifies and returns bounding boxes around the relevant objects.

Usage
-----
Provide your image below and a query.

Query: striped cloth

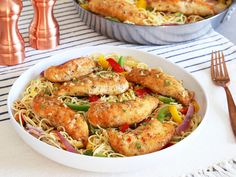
[0,0,236,176]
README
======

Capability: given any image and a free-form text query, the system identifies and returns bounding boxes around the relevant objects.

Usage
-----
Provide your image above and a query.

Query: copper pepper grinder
[0,0,25,66]
[29,0,59,50]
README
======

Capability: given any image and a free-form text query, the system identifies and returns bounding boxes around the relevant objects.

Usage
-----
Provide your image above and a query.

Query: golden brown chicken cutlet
[88,0,148,25]
[44,57,96,82]
[32,93,89,146]
[126,68,192,105]
[148,0,231,16]
[87,95,159,128]
[57,71,129,96]
[107,118,175,156]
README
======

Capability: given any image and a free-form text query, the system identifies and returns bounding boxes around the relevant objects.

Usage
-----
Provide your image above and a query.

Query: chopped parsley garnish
[40,104,46,109]
[135,142,142,149]
[164,79,171,86]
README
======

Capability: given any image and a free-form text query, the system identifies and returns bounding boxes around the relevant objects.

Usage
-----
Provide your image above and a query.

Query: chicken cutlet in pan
[107,118,175,156]
[87,95,159,128]
[88,0,148,25]
[147,0,231,16]
[44,57,96,82]
[57,71,129,96]
[126,68,193,105]
[32,93,89,146]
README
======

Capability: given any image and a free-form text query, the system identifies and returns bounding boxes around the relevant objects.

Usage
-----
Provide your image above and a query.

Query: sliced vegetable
[80,3,89,10]
[136,0,147,9]
[192,100,200,112]
[142,118,151,126]
[118,56,124,67]
[169,105,182,124]
[135,88,151,98]
[176,104,195,135]
[124,65,131,72]
[94,153,106,157]
[65,102,90,112]
[98,55,109,69]
[40,71,44,76]
[86,141,93,150]
[88,95,99,102]
[180,107,188,115]
[107,58,124,73]
[119,123,129,133]
[83,149,93,156]
[158,95,175,104]
[15,113,25,125]
[55,131,77,153]
[26,124,43,137]
[89,125,99,134]
[157,106,169,122]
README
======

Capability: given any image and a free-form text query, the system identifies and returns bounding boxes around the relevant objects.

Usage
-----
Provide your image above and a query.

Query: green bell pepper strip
[158,95,175,104]
[157,106,169,122]
[83,149,93,156]
[65,103,90,111]
[94,153,107,157]
[118,56,124,67]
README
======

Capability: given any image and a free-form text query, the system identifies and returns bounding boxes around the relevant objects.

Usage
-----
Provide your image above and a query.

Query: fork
[211,51,236,136]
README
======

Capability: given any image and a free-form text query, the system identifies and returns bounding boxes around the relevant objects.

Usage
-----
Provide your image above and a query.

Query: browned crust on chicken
[107,118,175,156]
[88,0,148,25]
[56,72,129,96]
[32,93,89,145]
[44,57,96,82]
[126,68,192,105]
[87,95,159,128]
[148,0,230,16]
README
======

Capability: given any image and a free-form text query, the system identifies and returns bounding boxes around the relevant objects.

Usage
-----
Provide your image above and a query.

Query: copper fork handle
[224,86,236,136]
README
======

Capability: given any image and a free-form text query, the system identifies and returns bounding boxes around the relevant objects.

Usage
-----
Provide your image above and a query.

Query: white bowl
[7,46,208,173]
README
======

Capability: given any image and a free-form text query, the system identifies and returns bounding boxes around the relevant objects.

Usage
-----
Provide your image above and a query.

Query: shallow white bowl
[8,46,208,173]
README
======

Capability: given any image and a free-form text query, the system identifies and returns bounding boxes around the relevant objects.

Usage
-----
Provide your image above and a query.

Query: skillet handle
[222,1,236,23]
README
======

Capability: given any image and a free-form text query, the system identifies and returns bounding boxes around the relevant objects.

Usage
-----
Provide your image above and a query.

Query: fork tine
[221,51,229,78]
[214,51,219,78]
[218,51,224,77]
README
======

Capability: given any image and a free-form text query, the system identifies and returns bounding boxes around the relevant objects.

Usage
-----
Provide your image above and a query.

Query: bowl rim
[7,46,209,162]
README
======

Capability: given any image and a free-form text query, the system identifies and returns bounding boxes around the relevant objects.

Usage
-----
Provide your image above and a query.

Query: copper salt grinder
[29,0,59,50]
[0,0,25,66]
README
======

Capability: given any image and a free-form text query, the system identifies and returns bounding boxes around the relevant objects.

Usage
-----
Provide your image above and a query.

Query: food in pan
[13,53,201,157]
[77,0,232,26]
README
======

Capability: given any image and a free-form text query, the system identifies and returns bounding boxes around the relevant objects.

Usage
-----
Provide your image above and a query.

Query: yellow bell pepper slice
[80,3,89,10]
[120,71,128,76]
[169,105,182,124]
[98,55,109,69]
[136,0,147,9]
[192,100,200,112]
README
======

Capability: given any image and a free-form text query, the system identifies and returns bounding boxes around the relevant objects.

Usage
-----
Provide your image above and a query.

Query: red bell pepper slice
[15,113,25,125]
[119,123,129,133]
[180,107,188,115]
[135,88,152,98]
[106,58,124,73]
[89,95,100,102]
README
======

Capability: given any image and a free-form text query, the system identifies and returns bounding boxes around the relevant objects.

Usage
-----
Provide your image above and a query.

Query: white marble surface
[216,11,236,44]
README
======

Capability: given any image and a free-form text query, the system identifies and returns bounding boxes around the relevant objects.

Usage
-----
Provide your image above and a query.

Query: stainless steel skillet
[73,0,236,44]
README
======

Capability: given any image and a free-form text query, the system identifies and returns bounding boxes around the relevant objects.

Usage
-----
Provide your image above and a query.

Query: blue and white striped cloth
[0,0,236,177]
